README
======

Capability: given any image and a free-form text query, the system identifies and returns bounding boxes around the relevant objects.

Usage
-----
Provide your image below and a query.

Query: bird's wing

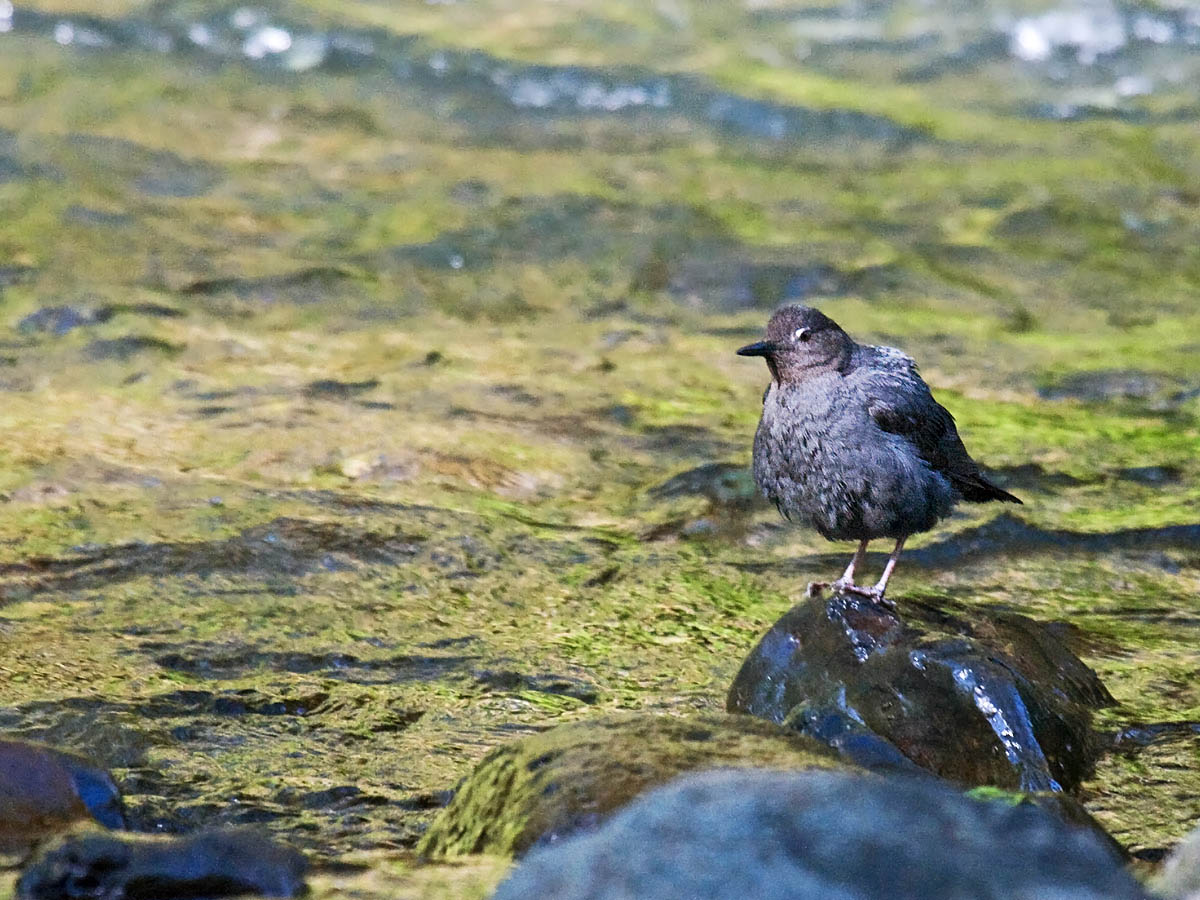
[857,350,958,472]
[855,347,1020,504]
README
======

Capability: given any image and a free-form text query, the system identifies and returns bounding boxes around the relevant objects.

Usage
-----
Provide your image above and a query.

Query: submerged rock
[727,590,1112,791]
[17,828,307,899]
[417,711,846,859]
[0,740,125,857]
[648,462,761,514]
[492,768,1149,900]
[18,306,111,335]
[83,336,181,362]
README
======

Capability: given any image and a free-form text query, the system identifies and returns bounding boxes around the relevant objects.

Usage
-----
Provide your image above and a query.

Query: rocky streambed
[0,0,1199,896]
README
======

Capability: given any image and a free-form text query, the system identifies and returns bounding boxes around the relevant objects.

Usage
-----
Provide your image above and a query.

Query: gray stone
[492,769,1149,900]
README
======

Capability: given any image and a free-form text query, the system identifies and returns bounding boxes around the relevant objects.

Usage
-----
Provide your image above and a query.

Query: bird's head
[737,305,853,382]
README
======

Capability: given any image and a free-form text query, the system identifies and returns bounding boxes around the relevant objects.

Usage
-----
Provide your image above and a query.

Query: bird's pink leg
[808,539,871,598]
[869,536,907,607]
[833,539,870,591]
[831,536,905,607]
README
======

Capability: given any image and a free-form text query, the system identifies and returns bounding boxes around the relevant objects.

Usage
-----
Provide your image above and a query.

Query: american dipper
[738,306,1020,603]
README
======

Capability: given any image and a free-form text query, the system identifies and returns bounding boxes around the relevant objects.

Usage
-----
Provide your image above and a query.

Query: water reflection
[8,0,1197,124]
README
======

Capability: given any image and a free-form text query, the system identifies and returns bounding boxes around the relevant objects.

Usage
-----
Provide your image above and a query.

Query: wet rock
[18,306,111,335]
[0,740,125,856]
[906,513,1200,568]
[648,462,759,510]
[492,768,1148,900]
[136,688,330,718]
[1112,720,1200,751]
[17,827,306,899]
[178,267,357,305]
[416,711,847,858]
[780,703,931,777]
[83,336,181,362]
[0,265,36,290]
[473,669,599,704]
[667,255,845,310]
[148,642,468,683]
[303,378,380,399]
[1116,465,1183,486]
[0,516,426,594]
[1156,818,1200,899]
[0,704,159,771]
[65,134,220,199]
[18,303,183,336]
[1038,369,1190,410]
[727,590,1112,791]
[63,205,133,228]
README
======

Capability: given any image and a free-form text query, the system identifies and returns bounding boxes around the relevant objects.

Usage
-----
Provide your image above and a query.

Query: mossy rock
[417,712,849,859]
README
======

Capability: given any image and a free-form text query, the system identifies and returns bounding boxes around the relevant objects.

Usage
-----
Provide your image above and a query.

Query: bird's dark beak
[737,340,779,357]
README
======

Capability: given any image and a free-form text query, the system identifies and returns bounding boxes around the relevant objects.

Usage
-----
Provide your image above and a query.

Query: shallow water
[0,0,1198,894]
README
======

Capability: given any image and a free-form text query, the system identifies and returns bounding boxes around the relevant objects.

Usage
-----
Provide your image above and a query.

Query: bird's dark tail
[954,473,1022,505]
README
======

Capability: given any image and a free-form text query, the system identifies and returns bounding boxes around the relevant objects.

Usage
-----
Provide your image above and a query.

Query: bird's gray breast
[752,377,956,540]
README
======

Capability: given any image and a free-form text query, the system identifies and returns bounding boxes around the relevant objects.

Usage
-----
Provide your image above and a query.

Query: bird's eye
[794,328,812,342]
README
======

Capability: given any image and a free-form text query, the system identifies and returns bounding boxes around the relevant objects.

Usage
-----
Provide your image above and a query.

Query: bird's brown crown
[764,306,842,344]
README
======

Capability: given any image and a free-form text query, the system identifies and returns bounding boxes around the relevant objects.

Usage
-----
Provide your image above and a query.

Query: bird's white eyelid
[793,328,810,341]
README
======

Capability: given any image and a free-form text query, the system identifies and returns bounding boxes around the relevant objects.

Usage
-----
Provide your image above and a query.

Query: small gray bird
[738,306,1020,603]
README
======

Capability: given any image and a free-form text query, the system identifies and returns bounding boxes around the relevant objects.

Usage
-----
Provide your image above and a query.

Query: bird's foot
[830,580,896,609]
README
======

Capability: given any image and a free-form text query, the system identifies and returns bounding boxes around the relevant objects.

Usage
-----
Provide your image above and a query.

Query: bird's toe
[835,583,896,609]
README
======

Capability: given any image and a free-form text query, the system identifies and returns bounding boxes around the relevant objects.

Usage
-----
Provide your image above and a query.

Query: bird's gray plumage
[738,306,1019,599]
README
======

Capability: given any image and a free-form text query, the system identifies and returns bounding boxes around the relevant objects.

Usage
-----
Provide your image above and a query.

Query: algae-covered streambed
[0,0,1199,895]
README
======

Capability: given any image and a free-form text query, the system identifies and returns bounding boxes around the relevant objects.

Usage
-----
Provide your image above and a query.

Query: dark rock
[17,828,306,899]
[1116,465,1183,486]
[1112,720,1200,751]
[0,266,36,289]
[905,513,1200,568]
[303,378,380,399]
[18,304,183,336]
[83,336,181,362]
[18,306,112,336]
[727,590,1112,791]
[492,769,1148,900]
[0,516,426,594]
[648,462,759,510]
[780,703,930,777]
[416,711,847,859]
[1038,369,1187,408]
[63,206,133,228]
[473,669,599,704]
[0,741,125,856]
[600,403,634,426]
[178,267,355,305]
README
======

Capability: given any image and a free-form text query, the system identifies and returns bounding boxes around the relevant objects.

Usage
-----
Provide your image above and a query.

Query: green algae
[0,2,1195,895]
[417,711,848,859]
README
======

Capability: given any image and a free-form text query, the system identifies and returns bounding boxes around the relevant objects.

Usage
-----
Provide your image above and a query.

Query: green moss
[0,2,1197,892]
[417,712,848,859]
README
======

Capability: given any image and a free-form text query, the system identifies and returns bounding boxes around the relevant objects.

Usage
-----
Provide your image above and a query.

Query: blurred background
[0,0,1198,895]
